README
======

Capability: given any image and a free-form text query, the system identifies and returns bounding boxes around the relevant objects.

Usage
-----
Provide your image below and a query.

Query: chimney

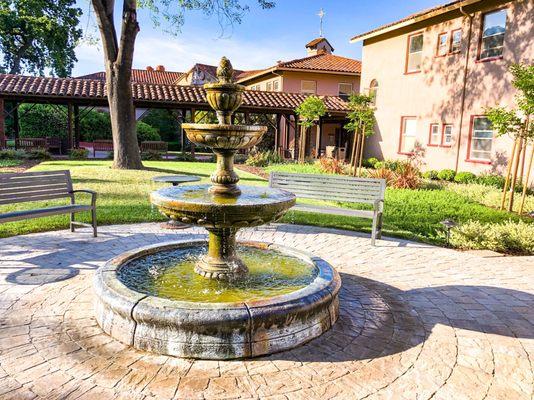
[146,66,154,71]
[156,65,165,72]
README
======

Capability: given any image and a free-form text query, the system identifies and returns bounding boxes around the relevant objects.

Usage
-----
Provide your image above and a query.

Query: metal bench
[140,141,169,158]
[269,172,385,245]
[0,170,98,237]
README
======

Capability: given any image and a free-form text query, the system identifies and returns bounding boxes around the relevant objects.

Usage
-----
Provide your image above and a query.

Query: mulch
[235,164,268,180]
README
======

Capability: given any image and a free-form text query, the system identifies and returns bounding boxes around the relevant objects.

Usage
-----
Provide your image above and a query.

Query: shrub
[450,220,534,255]
[25,149,51,160]
[393,160,422,189]
[454,171,477,184]
[140,109,180,142]
[79,110,112,142]
[0,149,26,159]
[423,170,439,180]
[374,159,401,172]
[173,152,197,162]
[141,150,163,161]
[0,159,22,167]
[317,157,344,174]
[18,104,67,138]
[438,169,456,181]
[367,167,396,186]
[245,150,282,167]
[136,121,161,142]
[69,148,89,160]
[234,154,248,164]
[476,173,505,189]
[363,157,380,169]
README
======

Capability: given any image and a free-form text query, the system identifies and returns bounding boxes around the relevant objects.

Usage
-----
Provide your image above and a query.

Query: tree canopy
[344,93,375,137]
[295,96,327,128]
[0,0,82,76]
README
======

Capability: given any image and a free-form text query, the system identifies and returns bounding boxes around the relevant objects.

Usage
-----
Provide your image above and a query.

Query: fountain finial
[216,57,234,84]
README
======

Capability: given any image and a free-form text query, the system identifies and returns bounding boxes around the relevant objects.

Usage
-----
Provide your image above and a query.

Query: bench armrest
[373,199,384,212]
[70,190,97,206]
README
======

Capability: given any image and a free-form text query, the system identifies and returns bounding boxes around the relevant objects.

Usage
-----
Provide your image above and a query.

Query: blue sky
[74,0,441,76]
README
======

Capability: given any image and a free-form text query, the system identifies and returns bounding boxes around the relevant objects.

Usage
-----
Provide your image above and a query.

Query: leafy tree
[295,96,326,163]
[344,93,375,176]
[90,0,275,169]
[486,63,533,213]
[0,0,82,76]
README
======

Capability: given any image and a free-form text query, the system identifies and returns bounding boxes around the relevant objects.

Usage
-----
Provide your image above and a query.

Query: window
[399,117,417,154]
[406,32,423,73]
[451,29,462,53]
[369,80,378,106]
[437,33,448,56]
[301,80,317,94]
[480,9,507,60]
[339,83,353,99]
[469,117,493,161]
[266,81,273,92]
[273,80,279,91]
[429,124,440,145]
[442,124,453,146]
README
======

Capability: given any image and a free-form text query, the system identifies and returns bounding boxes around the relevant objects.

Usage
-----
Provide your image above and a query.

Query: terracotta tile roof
[0,74,349,113]
[350,0,474,41]
[179,63,245,84]
[77,69,184,85]
[279,53,361,74]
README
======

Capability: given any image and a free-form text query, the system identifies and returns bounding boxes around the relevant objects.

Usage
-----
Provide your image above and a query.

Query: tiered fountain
[94,57,341,359]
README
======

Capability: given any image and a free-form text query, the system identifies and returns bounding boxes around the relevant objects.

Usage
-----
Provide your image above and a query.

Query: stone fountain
[94,57,341,359]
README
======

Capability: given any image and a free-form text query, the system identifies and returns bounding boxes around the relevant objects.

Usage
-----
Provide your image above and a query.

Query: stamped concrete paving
[0,223,532,400]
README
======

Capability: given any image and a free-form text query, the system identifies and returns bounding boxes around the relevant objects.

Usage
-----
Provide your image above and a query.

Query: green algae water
[117,245,317,303]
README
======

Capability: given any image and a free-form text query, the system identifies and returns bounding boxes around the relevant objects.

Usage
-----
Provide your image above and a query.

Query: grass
[0,159,22,168]
[0,160,531,248]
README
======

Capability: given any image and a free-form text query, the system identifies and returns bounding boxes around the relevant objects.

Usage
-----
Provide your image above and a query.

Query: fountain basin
[93,240,340,359]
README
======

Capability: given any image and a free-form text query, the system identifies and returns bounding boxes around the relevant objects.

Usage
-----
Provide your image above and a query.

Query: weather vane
[317,8,325,37]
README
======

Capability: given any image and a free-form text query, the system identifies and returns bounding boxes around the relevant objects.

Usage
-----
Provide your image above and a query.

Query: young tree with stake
[294,96,326,164]
[344,93,375,176]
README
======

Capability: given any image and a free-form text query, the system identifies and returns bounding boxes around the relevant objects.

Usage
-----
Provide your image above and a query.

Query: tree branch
[116,0,139,72]
[91,0,119,63]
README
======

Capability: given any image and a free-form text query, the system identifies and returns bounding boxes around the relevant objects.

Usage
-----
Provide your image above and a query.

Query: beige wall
[360,0,533,174]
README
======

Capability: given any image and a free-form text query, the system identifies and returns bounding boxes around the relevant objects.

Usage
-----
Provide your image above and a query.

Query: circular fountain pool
[94,240,340,360]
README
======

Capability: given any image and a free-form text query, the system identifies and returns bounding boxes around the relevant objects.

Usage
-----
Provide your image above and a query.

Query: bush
[476,173,505,188]
[136,121,161,142]
[367,167,396,186]
[363,157,380,169]
[141,150,163,161]
[374,159,401,172]
[423,170,439,180]
[140,109,180,142]
[438,169,456,181]
[450,220,534,255]
[234,154,248,164]
[245,150,282,167]
[18,104,67,138]
[69,148,89,160]
[79,110,112,142]
[0,159,22,167]
[25,149,51,160]
[393,160,422,189]
[0,149,26,159]
[454,171,477,184]
[316,157,344,174]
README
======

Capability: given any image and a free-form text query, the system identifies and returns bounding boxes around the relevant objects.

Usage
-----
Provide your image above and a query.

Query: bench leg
[376,212,383,240]
[70,213,75,232]
[92,207,98,237]
[371,211,378,246]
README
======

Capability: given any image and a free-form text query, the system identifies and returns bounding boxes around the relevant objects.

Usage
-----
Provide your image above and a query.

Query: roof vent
[146,66,154,71]
[156,65,165,72]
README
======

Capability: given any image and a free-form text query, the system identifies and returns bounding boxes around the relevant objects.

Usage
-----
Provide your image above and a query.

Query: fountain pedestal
[196,228,247,279]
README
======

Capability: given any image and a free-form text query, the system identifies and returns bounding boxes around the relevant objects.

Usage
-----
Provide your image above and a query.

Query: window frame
[301,80,317,94]
[369,79,378,106]
[436,32,449,57]
[466,115,493,164]
[398,116,418,155]
[428,123,441,146]
[477,8,507,62]
[338,82,353,98]
[405,31,424,74]
[450,29,462,54]
[266,81,273,92]
[273,80,279,91]
[441,124,454,147]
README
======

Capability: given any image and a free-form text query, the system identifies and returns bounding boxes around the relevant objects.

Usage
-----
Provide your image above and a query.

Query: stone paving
[0,223,533,400]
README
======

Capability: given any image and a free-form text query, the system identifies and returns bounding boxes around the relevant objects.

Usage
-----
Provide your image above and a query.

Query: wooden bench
[140,141,169,158]
[93,140,113,157]
[0,170,98,237]
[269,172,385,245]
[15,138,47,151]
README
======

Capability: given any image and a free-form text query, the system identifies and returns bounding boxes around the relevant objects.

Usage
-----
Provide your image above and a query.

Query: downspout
[455,6,474,172]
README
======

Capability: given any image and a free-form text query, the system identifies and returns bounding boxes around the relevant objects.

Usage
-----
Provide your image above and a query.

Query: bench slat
[0,181,70,192]
[272,172,382,184]
[0,193,71,205]
[272,182,382,196]
[0,204,92,223]
[293,204,374,218]
[0,187,71,198]
[0,170,70,179]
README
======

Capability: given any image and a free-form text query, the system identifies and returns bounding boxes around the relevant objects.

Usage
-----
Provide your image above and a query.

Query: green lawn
[0,160,530,247]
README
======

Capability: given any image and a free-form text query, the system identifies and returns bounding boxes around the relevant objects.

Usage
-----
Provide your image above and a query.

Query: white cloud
[72,34,303,76]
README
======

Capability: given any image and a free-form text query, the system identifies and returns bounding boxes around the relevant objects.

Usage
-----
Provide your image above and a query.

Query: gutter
[454,5,474,172]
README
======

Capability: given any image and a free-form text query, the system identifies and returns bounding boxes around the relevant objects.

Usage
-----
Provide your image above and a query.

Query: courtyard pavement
[0,223,532,399]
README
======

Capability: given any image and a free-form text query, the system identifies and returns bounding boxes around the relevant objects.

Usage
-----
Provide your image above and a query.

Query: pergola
[0,74,350,159]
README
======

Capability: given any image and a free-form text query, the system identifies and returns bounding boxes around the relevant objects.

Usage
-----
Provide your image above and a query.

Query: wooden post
[0,98,5,148]
[501,138,518,210]
[274,114,280,154]
[190,108,196,157]
[315,117,322,159]
[508,136,524,212]
[519,142,533,215]
[293,114,299,161]
[285,115,290,157]
[13,102,20,149]
[67,103,74,150]
[358,128,366,177]
[74,105,80,149]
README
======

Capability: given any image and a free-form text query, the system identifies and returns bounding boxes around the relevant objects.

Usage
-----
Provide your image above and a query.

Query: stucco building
[352,0,533,173]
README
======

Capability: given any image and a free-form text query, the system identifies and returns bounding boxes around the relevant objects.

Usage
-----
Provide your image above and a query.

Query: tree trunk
[92,0,143,169]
